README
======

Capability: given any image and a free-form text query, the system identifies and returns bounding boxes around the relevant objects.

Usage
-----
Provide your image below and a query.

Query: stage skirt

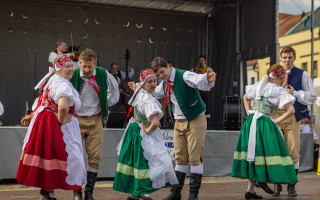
[231,114,298,184]
[16,110,81,191]
[113,121,177,196]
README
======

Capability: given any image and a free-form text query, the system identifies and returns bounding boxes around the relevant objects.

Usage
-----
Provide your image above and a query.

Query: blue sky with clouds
[280,0,320,14]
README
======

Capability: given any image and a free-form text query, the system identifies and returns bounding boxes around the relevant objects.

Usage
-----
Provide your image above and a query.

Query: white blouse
[246,81,295,109]
[131,88,163,121]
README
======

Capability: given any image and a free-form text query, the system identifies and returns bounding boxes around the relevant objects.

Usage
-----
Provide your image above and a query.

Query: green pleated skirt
[231,114,298,184]
[113,122,173,196]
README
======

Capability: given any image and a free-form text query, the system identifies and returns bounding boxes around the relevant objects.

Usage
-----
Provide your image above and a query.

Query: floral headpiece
[140,69,156,83]
[269,67,286,79]
[55,55,72,71]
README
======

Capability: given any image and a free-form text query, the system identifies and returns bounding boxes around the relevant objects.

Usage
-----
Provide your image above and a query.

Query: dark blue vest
[288,66,308,121]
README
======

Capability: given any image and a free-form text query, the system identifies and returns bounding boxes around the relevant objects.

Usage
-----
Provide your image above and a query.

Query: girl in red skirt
[16,55,86,200]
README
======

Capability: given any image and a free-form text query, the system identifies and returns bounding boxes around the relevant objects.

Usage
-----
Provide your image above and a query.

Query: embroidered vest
[70,66,109,117]
[42,88,76,117]
[163,68,206,122]
[252,96,277,116]
[134,107,151,126]
[288,67,308,121]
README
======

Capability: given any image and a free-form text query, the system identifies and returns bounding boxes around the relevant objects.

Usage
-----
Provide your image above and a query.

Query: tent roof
[48,0,216,14]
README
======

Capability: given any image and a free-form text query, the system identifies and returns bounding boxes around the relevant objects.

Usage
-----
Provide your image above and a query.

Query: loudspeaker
[104,105,127,128]
[223,96,241,130]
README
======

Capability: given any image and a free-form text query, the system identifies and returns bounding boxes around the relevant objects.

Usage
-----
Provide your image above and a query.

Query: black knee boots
[85,171,98,200]
[188,173,202,200]
[164,171,186,200]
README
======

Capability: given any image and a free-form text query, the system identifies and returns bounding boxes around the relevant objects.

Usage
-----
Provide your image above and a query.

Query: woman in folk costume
[231,64,298,199]
[16,55,86,200]
[113,69,178,200]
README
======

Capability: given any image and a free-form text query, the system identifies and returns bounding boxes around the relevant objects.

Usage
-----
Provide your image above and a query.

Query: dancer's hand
[54,112,72,125]
[128,81,136,91]
[21,115,33,126]
[141,122,151,134]
[206,69,217,82]
[60,113,72,125]
[286,85,294,95]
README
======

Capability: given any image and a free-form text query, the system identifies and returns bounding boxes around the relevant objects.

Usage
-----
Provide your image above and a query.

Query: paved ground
[0,172,319,200]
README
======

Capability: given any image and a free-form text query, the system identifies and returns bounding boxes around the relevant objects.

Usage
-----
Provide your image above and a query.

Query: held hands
[128,81,136,91]
[286,85,294,95]
[206,68,217,82]
[21,115,33,126]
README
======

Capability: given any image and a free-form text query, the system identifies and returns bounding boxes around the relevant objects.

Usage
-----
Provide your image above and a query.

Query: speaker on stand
[103,104,127,128]
[223,96,241,130]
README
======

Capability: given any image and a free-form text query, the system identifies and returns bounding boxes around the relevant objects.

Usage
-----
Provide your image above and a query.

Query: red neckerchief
[164,80,173,107]
[86,75,100,93]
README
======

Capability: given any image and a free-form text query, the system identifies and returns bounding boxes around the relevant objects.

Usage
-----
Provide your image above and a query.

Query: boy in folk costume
[273,46,316,197]
[150,57,216,200]
[70,48,119,200]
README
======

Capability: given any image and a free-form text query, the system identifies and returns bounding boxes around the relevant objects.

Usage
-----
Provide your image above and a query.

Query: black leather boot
[287,169,298,197]
[255,182,274,194]
[287,184,297,197]
[163,171,186,200]
[73,190,82,200]
[272,184,282,196]
[84,171,98,200]
[40,189,57,200]
[188,173,202,200]
[245,192,263,199]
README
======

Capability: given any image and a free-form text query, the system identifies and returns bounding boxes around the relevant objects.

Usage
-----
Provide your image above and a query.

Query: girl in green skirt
[113,69,178,200]
[232,64,298,199]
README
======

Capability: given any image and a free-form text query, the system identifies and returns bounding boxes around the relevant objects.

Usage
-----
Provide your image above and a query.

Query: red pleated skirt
[16,110,81,190]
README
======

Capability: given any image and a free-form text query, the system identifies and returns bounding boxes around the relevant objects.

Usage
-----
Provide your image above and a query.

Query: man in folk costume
[70,48,119,200]
[48,39,75,68]
[150,57,216,200]
[272,46,316,197]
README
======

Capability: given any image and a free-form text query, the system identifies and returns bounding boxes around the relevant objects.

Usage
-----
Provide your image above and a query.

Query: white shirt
[111,69,135,85]
[73,61,80,69]
[300,124,319,140]
[284,66,317,105]
[152,68,215,120]
[76,68,119,117]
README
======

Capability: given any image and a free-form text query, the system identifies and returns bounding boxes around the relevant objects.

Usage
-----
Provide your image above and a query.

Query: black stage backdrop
[0,0,206,125]
[0,0,276,128]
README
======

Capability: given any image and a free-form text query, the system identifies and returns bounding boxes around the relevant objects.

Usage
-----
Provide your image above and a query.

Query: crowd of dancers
[9,44,320,200]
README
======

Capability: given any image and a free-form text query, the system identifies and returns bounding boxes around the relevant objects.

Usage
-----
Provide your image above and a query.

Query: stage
[0,127,314,179]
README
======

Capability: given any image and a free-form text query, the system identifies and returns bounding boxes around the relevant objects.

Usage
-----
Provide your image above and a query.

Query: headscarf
[128,69,156,105]
[34,55,72,90]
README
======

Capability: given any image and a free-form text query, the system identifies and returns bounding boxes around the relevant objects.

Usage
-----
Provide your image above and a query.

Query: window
[313,61,318,78]
[302,62,308,71]
[250,77,255,85]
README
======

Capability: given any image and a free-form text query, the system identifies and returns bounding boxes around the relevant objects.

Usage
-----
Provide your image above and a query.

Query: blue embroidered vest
[288,66,308,121]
